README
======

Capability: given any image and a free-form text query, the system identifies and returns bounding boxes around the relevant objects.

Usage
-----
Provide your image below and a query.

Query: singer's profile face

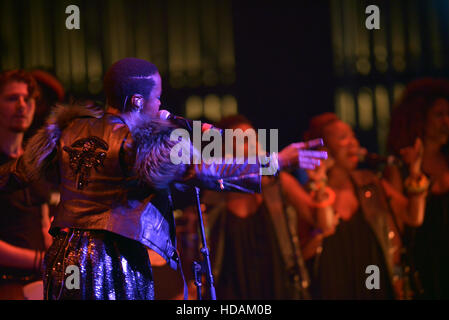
[323,120,360,170]
[143,72,162,117]
[425,98,449,143]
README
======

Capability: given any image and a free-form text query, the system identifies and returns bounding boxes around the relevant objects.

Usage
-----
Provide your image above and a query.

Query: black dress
[411,192,449,299]
[315,209,394,299]
[211,204,293,300]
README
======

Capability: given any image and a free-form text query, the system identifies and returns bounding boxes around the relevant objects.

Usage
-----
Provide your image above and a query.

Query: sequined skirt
[43,229,154,300]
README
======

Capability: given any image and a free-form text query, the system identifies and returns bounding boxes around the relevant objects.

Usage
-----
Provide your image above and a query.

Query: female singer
[386,78,449,299]
[202,115,332,299]
[302,113,428,299]
[0,58,325,300]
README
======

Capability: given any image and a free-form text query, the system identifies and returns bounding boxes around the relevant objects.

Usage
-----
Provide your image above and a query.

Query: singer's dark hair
[387,77,449,156]
[103,57,159,112]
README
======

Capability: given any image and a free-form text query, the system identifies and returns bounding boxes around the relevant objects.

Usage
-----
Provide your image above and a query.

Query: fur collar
[22,104,104,180]
[22,105,191,190]
[128,113,189,189]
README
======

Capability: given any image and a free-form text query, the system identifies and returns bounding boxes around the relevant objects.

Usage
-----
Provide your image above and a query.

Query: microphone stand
[191,186,217,300]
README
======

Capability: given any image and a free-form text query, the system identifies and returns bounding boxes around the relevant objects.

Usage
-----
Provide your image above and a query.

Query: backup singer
[203,115,334,300]
[386,78,449,299]
[301,113,428,299]
[0,58,325,300]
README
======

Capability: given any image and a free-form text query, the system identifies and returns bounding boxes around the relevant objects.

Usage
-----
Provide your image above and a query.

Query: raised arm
[299,157,338,236]
[184,159,261,193]
[382,138,428,227]
[131,119,327,194]
[381,178,427,227]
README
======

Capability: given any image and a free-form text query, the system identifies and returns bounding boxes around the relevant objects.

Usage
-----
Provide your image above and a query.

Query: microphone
[157,109,223,134]
[358,148,402,167]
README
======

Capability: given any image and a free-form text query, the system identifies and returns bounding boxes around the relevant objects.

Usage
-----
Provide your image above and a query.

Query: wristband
[404,173,430,194]
[307,177,328,192]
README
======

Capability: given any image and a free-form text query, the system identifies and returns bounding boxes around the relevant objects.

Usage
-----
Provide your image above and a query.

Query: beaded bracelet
[307,177,328,192]
[404,173,430,194]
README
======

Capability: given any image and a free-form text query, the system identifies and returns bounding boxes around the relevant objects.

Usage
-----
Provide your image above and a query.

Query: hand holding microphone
[357,147,403,168]
[157,109,222,134]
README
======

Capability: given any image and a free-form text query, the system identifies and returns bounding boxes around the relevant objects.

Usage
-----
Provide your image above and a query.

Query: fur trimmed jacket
[0,105,261,269]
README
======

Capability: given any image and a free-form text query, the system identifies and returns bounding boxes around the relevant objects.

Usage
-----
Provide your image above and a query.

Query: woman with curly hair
[386,78,449,299]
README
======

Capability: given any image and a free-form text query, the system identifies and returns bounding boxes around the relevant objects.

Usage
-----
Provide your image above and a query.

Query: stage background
[1,0,449,151]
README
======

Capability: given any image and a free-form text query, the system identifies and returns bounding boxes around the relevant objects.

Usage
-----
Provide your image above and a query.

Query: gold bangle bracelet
[404,173,430,194]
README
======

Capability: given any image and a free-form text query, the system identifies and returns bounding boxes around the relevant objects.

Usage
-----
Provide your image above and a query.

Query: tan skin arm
[279,171,335,235]
[383,164,404,193]
[313,189,338,236]
[0,203,52,270]
[381,178,427,227]
[41,203,53,250]
[382,138,427,227]
[0,240,39,270]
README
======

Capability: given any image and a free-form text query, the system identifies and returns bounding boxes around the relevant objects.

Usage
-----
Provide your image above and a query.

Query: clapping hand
[400,138,424,178]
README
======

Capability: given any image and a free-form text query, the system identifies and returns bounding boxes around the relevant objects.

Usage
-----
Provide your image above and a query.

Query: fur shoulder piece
[129,114,191,190]
[22,104,104,181]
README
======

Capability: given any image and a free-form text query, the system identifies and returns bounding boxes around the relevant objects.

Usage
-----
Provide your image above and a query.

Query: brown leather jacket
[0,106,262,269]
